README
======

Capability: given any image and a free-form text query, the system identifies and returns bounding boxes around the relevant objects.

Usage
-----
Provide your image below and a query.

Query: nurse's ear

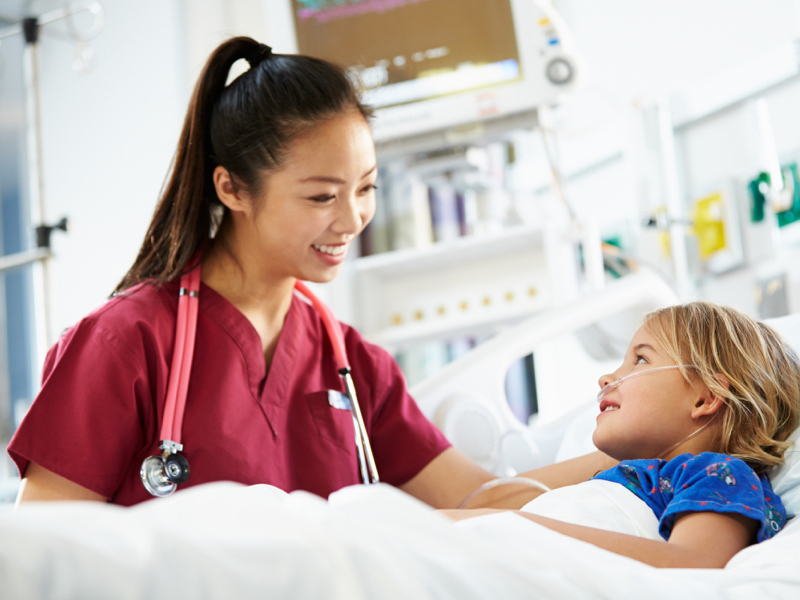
[213,166,251,215]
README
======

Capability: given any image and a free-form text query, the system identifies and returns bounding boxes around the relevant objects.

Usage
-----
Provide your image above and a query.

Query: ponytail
[115,37,371,293]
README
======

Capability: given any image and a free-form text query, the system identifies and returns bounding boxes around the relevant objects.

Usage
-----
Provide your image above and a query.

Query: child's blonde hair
[643,302,800,473]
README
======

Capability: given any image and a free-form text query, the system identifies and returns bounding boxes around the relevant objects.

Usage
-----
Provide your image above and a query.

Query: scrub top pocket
[305,390,357,455]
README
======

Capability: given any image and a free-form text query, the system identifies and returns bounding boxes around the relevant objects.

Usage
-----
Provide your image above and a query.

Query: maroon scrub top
[8,279,450,506]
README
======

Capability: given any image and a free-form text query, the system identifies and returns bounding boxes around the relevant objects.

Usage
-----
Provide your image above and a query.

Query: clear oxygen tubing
[457,477,552,509]
[596,364,722,460]
[596,364,695,404]
[654,411,720,460]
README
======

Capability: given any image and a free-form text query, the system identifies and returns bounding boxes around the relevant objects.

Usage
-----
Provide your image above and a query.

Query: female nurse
[9,37,613,507]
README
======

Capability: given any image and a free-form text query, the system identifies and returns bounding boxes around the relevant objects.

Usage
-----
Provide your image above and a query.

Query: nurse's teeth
[314,245,346,256]
[603,406,620,412]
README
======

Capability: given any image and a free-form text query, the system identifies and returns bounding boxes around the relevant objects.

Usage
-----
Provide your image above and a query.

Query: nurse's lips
[312,243,348,263]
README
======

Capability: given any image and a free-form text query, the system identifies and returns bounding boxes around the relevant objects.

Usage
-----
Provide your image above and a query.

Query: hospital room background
[2,0,800,503]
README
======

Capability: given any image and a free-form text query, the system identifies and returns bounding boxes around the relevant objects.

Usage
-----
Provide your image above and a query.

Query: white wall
[35,0,268,341]
[37,0,188,338]
[546,0,800,221]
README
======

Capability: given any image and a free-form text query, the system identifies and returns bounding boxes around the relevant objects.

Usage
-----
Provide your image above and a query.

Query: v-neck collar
[198,283,301,405]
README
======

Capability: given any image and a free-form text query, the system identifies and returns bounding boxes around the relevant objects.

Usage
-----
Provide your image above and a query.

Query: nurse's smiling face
[217,109,377,284]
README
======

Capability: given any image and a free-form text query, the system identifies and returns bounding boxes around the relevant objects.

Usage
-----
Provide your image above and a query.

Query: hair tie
[245,43,272,68]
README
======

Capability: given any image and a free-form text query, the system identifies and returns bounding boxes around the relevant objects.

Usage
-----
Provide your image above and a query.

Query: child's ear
[692,373,728,419]
[213,166,250,214]
[692,395,725,419]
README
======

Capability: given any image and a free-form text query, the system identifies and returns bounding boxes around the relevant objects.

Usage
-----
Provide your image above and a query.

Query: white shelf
[367,302,550,348]
[354,225,547,276]
[343,223,580,351]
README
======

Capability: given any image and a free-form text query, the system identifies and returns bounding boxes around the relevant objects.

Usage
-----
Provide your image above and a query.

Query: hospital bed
[1,271,800,599]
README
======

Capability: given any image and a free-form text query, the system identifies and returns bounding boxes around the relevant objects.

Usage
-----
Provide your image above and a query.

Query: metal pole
[20,19,53,370]
[21,17,52,368]
[0,3,103,369]
[0,248,51,275]
[655,99,692,300]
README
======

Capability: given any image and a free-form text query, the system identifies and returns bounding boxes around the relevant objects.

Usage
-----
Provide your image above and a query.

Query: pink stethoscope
[140,267,380,497]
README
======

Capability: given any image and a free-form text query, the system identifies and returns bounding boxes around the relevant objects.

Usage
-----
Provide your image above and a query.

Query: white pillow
[768,428,800,518]
[762,314,800,518]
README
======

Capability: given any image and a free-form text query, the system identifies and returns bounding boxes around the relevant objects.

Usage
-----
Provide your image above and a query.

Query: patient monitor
[265,0,581,151]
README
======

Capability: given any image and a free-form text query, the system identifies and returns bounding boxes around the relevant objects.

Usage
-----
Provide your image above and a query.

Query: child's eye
[635,354,648,365]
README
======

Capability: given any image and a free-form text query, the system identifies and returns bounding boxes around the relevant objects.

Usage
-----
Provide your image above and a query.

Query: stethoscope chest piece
[140,455,178,497]
[140,444,191,498]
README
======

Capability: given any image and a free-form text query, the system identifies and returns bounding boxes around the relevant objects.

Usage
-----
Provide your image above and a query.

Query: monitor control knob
[546,57,574,85]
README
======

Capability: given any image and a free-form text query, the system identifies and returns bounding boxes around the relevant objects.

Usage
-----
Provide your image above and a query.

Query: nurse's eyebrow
[299,165,377,184]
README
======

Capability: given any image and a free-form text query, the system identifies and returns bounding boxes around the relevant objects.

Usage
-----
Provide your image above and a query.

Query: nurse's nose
[333,193,367,236]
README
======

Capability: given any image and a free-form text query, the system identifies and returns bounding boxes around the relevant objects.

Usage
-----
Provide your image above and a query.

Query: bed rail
[411,270,678,474]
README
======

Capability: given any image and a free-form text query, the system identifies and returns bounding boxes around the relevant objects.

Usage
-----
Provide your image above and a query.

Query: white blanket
[520,479,662,540]
[1,482,799,599]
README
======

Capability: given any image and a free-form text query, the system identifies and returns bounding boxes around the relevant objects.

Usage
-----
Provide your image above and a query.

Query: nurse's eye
[309,194,335,203]
[360,184,378,194]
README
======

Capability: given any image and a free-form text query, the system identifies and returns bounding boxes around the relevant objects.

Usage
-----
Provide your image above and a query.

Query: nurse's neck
[202,241,295,368]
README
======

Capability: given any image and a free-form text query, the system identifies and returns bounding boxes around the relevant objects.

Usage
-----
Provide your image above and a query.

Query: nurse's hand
[16,462,107,505]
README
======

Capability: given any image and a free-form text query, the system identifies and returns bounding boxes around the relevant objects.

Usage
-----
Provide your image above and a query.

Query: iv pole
[0,1,103,365]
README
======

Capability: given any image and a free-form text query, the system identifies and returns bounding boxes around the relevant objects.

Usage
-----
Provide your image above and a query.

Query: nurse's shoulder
[49,280,181,364]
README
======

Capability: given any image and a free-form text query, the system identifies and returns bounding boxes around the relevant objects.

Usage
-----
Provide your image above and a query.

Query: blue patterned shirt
[594,452,785,542]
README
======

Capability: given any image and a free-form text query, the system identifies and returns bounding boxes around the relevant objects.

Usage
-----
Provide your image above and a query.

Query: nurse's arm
[16,462,107,505]
[401,449,617,510]
[399,447,494,509]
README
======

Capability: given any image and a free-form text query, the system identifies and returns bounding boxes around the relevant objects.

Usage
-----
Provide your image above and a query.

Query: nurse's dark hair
[114,36,371,293]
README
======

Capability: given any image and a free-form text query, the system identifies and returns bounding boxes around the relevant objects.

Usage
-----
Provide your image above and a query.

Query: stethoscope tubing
[295,280,379,485]
[161,265,201,445]
[142,268,379,498]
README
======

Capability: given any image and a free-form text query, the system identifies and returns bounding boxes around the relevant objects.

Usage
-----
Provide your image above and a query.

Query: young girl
[446,302,800,568]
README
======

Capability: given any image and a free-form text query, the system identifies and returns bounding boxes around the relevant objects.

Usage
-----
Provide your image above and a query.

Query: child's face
[592,325,707,461]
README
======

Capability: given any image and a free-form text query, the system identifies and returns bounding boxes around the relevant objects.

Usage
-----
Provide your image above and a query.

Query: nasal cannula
[596,364,721,459]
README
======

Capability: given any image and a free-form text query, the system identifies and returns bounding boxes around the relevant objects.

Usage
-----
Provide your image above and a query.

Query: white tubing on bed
[457,477,551,509]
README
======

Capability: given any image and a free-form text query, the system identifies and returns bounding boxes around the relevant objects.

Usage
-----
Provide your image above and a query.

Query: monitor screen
[291,0,522,110]
[266,0,578,144]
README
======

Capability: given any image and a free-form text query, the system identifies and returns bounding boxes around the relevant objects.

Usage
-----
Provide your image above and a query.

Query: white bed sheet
[5,305,800,598]
[1,481,798,600]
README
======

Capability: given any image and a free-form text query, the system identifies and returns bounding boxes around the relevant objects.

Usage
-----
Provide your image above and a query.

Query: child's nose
[598,373,614,389]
